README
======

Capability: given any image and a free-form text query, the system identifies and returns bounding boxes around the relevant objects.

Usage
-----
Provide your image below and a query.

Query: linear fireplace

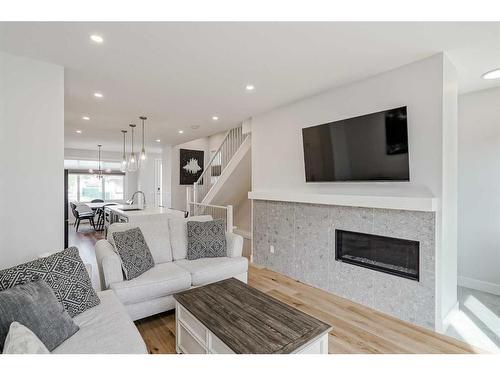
[335,230,419,281]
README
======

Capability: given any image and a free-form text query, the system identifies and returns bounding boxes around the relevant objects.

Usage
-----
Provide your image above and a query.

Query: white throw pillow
[3,322,50,354]
[169,215,213,260]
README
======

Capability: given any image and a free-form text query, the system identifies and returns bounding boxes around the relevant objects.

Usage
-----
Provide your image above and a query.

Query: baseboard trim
[458,276,500,296]
[233,228,251,239]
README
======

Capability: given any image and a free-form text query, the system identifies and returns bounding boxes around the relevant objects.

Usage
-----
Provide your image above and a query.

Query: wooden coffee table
[173,278,331,354]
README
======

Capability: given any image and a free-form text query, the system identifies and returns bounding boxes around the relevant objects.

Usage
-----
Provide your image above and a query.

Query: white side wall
[438,55,459,324]
[0,52,64,268]
[458,87,500,294]
[251,53,458,330]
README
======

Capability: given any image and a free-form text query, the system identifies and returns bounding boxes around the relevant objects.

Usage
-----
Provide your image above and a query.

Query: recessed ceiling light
[191,125,200,130]
[76,130,82,134]
[93,92,103,98]
[178,130,184,134]
[155,139,161,143]
[90,34,104,44]
[482,68,500,80]
[82,116,90,121]
[212,116,219,121]
[245,84,255,91]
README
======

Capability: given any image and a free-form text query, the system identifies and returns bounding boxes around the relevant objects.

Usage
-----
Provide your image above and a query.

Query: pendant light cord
[142,119,145,150]
[131,127,134,154]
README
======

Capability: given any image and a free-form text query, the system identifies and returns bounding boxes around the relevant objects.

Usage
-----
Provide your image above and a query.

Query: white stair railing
[193,125,247,204]
[187,202,233,233]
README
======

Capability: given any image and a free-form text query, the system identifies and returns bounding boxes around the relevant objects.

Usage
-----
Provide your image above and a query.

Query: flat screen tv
[302,106,409,182]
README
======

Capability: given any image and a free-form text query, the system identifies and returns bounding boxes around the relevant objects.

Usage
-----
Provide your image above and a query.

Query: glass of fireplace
[335,229,419,281]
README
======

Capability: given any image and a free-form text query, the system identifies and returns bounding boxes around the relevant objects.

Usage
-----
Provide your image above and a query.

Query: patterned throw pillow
[112,227,155,280]
[187,219,227,260]
[0,247,100,317]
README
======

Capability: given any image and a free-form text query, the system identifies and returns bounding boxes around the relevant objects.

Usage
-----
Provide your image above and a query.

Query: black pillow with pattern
[112,227,155,280]
[0,247,100,317]
[187,219,227,260]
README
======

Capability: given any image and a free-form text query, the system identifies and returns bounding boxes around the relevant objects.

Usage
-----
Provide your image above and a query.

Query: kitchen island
[105,204,186,228]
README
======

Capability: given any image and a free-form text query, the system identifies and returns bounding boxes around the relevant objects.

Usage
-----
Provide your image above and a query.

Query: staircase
[187,125,251,230]
[192,125,250,205]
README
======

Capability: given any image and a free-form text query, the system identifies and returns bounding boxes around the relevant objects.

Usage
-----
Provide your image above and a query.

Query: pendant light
[120,130,128,172]
[139,116,147,163]
[89,144,105,179]
[127,124,138,172]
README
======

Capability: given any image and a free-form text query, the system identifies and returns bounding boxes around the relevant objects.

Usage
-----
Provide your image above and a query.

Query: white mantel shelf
[248,191,438,212]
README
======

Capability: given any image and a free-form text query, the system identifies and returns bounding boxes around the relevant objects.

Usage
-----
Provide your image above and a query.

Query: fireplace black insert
[335,230,419,281]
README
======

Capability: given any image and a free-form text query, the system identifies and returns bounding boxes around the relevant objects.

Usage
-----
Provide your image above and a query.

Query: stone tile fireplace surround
[252,200,436,329]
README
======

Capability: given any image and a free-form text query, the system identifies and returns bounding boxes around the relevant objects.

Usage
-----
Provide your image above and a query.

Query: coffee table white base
[175,302,329,354]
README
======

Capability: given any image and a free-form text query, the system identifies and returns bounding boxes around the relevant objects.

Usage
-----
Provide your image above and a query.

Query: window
[68,173,125,202]
[67,174,78,202]
[104,175,125,200]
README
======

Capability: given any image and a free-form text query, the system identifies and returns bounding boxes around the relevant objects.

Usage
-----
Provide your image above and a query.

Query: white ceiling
[1,22,499,152]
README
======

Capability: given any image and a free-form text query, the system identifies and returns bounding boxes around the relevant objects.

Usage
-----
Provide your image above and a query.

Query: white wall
[0,52,64,268]
[168,131,227,211]
[458,87,500,294]
[162,145,172,208]
[137,152,162,207]
[252,55,446,198]
[251,53,458,330]
[170,138,209,210]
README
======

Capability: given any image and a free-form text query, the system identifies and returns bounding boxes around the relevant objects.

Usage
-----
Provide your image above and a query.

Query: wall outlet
[270,245,275,254]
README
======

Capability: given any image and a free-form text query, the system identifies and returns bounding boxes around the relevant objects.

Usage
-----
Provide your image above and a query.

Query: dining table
[85,202,119,210]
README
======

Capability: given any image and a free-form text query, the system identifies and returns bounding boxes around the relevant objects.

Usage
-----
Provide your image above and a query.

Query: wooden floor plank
[136,265,482,354]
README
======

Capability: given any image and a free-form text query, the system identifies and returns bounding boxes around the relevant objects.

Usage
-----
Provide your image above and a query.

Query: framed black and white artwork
[179,148,204,185]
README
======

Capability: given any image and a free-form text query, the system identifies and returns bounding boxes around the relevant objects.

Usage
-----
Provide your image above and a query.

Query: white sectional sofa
[53,290,147,354]
[95,215,248,321]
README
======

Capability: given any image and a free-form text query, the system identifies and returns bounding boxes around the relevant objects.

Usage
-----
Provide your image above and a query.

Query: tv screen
[302,106,409,182]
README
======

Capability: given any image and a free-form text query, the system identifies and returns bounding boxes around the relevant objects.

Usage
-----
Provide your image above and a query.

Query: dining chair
[95,203,118,231]
[74,204,96,232]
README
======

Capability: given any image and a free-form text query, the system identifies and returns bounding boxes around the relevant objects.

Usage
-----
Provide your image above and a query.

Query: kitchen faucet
[127,191,146,207]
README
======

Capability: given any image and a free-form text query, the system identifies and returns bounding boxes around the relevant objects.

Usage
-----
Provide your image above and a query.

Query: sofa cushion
[0,280,79,352]
[2,322,50,354]
[112,227,155,280]
[0,247,100,317]
[52,290,147,354]
[169,215,213,260]
[175,257,248,286]
[107,216,173,264]
[110,262,191,305]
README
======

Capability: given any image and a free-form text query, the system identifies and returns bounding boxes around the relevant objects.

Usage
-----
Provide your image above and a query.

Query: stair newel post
[186,186,191,212]
[193,182,198,205]
[226,205,233,233]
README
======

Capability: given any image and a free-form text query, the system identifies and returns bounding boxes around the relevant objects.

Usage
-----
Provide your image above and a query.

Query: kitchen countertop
[107,205,185,218]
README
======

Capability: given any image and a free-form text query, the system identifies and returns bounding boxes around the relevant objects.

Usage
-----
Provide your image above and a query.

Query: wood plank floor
[70,226,482,354]
[136,265,482,354]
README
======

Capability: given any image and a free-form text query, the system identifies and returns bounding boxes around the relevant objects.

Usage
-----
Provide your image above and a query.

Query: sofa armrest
[226,232,244,258]
[95,239,123,290]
